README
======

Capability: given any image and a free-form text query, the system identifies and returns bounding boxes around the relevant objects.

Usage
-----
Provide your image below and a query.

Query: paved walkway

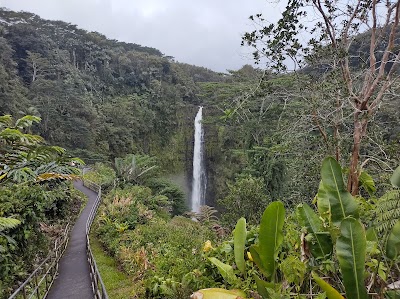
[47,180,97,299]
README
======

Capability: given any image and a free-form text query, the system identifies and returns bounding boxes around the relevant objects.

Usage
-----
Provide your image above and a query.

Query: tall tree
[243,0,400,194]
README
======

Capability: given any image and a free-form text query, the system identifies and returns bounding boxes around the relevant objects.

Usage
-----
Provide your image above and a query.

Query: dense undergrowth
[87,157,400,299]
[0,115,84,298]
[1,5,400,299]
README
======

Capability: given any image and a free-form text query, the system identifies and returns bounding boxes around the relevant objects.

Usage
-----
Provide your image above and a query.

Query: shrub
[147,178,187,215]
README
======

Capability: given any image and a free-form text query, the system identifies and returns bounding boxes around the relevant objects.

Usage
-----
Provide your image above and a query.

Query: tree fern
[375,190,400,233]
[0,217,21,232]
[190,205,219,225]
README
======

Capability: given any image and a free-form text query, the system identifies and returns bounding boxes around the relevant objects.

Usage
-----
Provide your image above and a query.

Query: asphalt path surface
[47,180,96,299]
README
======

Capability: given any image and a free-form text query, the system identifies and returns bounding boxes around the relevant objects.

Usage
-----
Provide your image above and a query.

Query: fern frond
[0,217,21,232]
[0,115,13,127]
[14,115,41,130]
[196,205,219,225]
[375,190,400,233]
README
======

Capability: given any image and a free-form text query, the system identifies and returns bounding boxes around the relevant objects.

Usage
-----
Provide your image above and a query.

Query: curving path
[47,180,96,299]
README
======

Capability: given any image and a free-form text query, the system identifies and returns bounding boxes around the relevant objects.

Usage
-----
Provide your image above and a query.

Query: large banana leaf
[359,171,376,195]
[208,257,238,285]
[318,157,359,225]
[391,165,400,188]
[234,217,247,274]
[317,181,331,219]
[312,272,344,299]
[386,220,400,260]
[297,203,332,258]
[336,218,368,299]
[254,275,275,299]
[249,245,269,277]
[258,201,285,279]
[384,290,400,299]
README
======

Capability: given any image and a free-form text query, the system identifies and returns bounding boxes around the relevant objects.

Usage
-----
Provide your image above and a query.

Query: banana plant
[390,165,400,188]
[201,201,285,296]
[234,217,247,275]
[317,157,359,226]
[386,220,400,260]
[296,203,332,259]
[312,272,344,299]
[336,217,368,299]
[302,158,369,298]
[252,201,285,280]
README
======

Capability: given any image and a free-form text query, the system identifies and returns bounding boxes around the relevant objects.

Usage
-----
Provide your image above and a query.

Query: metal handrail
[83,179,109,299]
[8,224,70,299]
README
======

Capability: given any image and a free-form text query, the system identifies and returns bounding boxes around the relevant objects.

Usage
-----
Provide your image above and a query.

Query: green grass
[90,235,135,299]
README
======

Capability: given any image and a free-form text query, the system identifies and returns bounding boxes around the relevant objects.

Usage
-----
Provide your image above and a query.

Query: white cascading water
[191,106,206,213]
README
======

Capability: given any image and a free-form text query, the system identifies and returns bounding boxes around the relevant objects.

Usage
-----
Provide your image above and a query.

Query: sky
[0,0,284,72]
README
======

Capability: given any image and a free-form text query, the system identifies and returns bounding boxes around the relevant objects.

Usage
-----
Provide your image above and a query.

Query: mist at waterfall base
[190,107,207,213]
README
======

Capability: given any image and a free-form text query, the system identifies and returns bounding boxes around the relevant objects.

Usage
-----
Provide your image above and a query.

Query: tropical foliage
[0,114,84,298]
[0,3,399,299]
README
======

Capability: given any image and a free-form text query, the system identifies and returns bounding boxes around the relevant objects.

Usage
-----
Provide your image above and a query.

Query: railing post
[34,272,40,298]
[83,179,108,299]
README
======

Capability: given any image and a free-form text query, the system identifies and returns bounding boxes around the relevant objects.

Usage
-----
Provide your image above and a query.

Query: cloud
[0,0,283,72]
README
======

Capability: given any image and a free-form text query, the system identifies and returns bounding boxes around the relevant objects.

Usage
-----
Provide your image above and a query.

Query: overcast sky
[0,0,284,72]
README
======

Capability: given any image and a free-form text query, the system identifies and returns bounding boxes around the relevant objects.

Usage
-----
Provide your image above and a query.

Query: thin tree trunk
[347,114,368,195]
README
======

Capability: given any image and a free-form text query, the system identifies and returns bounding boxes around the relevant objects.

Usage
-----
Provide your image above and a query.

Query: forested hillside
[0,8,223,168]
[1,3,400,299]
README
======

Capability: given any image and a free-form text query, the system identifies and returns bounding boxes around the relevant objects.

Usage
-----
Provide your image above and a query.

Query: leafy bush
[83,162,116,188]
[96,216,217,298]
[94,183,217,298]
[193,158,400,299]
[0,182,83,297]
[147,178,187,215]
[218,175,270,227]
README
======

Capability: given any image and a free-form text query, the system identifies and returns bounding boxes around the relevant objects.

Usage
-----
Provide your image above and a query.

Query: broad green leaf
[208,257,238,285]
[191,288,246,299]
[391,165,400,188]
[319,157,359,225]
[359,171,376,195]
[258,201,285,279]
[297,203,332,258]
[384,290,400,299]
[317,181,331,219]
[249,245,268,277]
[386,220,400,260]
[312,272,344,299]
[234,217,247,274]
[336,218,368,299]
[254,275,275,299]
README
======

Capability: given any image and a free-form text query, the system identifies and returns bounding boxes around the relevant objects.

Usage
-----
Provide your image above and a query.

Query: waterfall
[191,106,206,213]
